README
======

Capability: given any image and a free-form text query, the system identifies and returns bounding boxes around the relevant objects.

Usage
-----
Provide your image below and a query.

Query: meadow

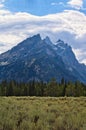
[0,97,86,130]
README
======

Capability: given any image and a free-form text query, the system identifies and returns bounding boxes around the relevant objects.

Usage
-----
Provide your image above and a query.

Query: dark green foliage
[0,78,86,96]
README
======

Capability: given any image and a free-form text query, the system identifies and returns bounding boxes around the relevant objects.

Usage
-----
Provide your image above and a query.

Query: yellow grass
[0,97,86,130]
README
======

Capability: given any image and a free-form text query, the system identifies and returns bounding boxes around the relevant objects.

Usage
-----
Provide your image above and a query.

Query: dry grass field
[0,97,86,130]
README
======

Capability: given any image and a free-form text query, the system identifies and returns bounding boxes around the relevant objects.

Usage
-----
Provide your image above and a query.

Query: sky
[0,0,86,64]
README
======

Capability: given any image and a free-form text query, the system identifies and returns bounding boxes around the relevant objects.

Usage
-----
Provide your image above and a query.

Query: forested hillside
[0,79,86,96]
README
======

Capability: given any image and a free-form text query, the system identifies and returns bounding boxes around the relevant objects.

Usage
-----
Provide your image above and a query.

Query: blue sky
[0,0,86,64]
[4,0,86,15]
[4,0,68,15]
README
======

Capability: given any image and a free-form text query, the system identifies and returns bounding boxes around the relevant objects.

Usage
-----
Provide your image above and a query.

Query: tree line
[0,78,86,97]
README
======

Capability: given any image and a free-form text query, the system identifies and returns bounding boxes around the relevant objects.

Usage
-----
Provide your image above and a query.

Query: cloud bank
[0,8,86,64]
[67,0,83,10]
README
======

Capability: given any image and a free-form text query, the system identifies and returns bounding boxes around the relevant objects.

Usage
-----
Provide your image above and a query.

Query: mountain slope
[0,34,86,83]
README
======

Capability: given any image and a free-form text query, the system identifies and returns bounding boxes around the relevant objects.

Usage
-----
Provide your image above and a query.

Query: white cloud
[51,2,65,7]
[0,4,4,8]
[67,0,83,10]
[0,9,86,64]
[73,48,86,64]
[0,0,6,8]
[51,3,58,6]
[0,0,6,3]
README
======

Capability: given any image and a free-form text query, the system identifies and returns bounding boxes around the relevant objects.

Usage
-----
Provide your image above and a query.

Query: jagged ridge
[0,34,86,83]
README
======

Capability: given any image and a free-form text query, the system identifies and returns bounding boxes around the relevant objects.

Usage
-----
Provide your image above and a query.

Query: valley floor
[0,97,86,130]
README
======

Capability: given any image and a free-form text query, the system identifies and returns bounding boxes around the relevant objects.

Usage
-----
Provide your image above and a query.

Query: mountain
[0,34,86,83]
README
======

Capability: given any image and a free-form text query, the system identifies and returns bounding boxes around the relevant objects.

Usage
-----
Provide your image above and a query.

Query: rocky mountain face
[0,34,86,83]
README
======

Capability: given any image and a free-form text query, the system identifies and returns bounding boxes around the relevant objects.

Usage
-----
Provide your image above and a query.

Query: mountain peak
[57,39,67,46]
[56,39,71,49]
[57,39,64,43]
[0,34,86,83]
[30,34,41,41]
[44,36,52,45]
